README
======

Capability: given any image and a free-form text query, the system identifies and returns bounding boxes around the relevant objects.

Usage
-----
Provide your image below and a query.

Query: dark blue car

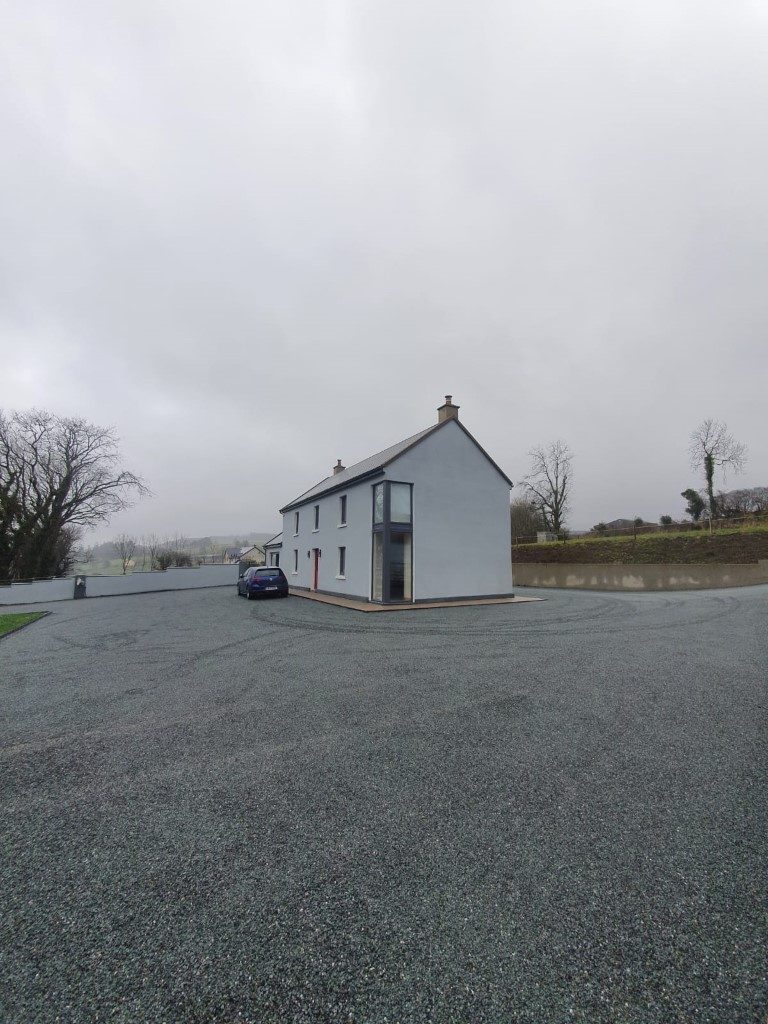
[238,565,289,599]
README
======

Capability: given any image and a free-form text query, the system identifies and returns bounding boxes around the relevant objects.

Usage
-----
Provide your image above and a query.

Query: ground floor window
[388,533,412,600]
[293,549,298,573]
[338,546,346,577]
[371,534,383,601]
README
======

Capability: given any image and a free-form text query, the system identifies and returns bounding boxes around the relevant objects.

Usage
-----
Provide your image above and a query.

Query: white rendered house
[276,397,513,604]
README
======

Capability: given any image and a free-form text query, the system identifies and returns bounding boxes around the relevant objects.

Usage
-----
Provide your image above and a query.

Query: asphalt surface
[1,585,766,1023]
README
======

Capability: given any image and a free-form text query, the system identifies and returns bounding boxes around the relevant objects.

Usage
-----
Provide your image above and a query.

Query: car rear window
[255,568,282,576]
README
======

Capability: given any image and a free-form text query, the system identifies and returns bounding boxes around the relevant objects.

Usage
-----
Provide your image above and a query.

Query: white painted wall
[388,419,513,600]
[0,565,238,605]
[0,578,74,605]
[87,564,238,597]
[282,481,373,599]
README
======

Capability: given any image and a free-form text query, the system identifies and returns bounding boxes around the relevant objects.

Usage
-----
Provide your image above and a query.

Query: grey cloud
[1,0,766,539]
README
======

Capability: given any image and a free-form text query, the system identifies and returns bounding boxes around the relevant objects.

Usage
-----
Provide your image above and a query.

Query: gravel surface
[1,585,766,1023]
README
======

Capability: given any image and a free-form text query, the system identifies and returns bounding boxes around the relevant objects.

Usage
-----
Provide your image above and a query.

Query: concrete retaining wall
[0,578,74,605]
[0,564,238,605]
[513,561,768,591]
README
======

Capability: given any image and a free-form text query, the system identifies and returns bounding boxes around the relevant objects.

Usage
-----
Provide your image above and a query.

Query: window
[373,483,384,524]
[293,549,298,573]
[293,511,299,535]
[371,533,383,601]
[388,533,412,600]
[313,505,320,531]
[390,483,412,523]
[370,481,413,603]
[339,494,347,526]
[338,546,346,577]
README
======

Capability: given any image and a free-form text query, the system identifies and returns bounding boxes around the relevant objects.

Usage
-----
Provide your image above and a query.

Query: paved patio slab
[288,587,543,611]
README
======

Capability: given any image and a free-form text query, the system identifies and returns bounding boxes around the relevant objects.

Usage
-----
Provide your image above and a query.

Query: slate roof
[279,418,513,514]
[263,531,283,548]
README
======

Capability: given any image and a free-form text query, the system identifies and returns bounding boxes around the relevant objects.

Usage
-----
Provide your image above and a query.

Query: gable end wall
[387,419,512,599]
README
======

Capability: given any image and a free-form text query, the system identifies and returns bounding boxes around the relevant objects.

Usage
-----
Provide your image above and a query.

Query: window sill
[337,523,347,529]
[311,529,319,534]
[335,575,346,580]
[291,571,299,576]
[292,534,298,538]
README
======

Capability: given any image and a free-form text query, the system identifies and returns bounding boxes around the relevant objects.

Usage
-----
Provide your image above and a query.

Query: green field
[0,612,46,638]
[513,522,768,565]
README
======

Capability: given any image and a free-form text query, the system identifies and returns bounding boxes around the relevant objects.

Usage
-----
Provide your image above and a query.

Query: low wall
[84,564,238,597]
[0,564,238,605]
[0,578,74,605]
[513,561,768,591]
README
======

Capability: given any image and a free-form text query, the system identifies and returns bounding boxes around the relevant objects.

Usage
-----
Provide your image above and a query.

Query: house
[263,532,283,567]
[276,396,514,604]
[238,544,265,566]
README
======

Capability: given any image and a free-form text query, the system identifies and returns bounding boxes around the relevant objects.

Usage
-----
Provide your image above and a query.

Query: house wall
[282,481,374,599]
[388,420,513,600]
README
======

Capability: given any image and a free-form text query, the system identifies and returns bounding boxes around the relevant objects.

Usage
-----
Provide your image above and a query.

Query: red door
[311,549,320,591]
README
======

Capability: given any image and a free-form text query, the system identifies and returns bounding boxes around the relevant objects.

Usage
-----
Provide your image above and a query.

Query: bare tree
[524,441,573,534]
[74,543,95,564]
[154,533,196,570]
[114,534,137,574]
[510,499,544,542]
[0,409,148,580]
[716,486,768,518]
[689,419,747,518]
[142,533,162,570]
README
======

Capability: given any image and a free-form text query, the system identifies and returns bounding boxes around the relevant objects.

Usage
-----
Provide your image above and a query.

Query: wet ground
[2,585,766,1022]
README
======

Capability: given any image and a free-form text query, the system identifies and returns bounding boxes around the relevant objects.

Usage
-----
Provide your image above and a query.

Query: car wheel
[246,591,253,600]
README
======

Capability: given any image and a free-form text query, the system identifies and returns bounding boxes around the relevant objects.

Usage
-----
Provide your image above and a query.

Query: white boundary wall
[86,564,237,597]
[0,578,74,605]
[0,564,238,605]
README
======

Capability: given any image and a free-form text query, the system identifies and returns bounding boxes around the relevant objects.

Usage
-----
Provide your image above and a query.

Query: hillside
[513,525,768,565]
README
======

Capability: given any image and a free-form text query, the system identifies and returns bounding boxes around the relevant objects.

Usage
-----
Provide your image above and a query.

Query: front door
[311,549,320,591]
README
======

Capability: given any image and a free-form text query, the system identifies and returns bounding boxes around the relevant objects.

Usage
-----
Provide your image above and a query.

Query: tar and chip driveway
[2,587,766,1024]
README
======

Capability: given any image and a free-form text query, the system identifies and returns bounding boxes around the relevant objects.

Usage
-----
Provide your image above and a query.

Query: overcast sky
[2,0,766,540]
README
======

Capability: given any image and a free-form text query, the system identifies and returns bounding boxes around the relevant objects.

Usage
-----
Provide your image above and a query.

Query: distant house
[263,532,282,567]
[237,544,264,567]
[275,396,514,604]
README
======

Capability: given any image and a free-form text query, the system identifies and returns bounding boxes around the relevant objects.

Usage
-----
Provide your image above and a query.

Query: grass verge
[0,611,47,639]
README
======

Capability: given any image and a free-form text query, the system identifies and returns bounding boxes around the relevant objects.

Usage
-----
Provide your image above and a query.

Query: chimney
[333,458,345,475]
[437,395,460,423]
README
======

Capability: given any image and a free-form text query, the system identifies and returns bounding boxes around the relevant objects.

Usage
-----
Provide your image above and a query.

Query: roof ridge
[279,421,442,513]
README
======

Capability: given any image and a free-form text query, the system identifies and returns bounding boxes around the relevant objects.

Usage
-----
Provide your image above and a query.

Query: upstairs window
[313,505,320,530]
[339,494,347,525]
[373,483,384,524]
[293,511,299,535]
[390,483,412,524]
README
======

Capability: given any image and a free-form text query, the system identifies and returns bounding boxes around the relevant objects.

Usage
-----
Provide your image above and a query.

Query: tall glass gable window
[371,481,413,602]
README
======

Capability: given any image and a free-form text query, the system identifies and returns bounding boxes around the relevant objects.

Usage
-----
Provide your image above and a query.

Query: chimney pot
[333,458,345,475]
[437,395,460,423]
